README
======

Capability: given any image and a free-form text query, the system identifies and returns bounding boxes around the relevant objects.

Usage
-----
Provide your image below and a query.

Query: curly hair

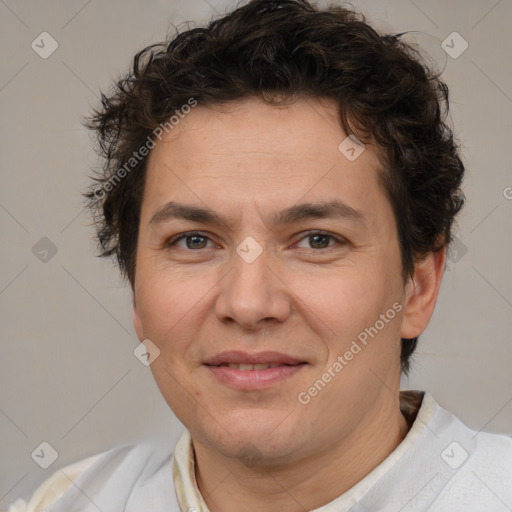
[84,0,465,375]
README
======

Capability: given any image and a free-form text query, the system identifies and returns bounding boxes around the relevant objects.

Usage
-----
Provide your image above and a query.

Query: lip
[204,350,305,366]
[204,351,307,390]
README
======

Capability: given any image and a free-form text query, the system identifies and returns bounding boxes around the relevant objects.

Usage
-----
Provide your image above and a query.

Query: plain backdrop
[1,0,511,506]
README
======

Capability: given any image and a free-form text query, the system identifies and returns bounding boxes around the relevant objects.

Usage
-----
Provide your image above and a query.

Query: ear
[133,294,144,342]
[400,247,446,339]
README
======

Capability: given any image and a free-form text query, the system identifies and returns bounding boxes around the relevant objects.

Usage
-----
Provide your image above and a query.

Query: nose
[214,245,292,330]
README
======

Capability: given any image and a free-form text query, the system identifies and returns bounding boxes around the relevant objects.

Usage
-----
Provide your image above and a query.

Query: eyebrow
[149,200,366,229]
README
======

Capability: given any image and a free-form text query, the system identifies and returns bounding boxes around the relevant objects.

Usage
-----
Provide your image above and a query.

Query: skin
[133,96,446,512]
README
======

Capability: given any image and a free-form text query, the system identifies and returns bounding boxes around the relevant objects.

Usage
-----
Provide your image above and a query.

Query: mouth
[214,363,291,370]
[204,351,308,389]
[204,350,306,367]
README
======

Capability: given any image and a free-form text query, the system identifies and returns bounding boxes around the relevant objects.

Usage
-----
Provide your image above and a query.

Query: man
[8,0,512,511]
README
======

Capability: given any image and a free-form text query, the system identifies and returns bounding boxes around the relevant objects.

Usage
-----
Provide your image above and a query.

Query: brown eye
[309,234,331,249]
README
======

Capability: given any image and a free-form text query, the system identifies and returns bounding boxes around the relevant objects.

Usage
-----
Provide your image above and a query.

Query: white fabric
[6,391,512,512]
[172,429,210,512]
[5,455,99,512]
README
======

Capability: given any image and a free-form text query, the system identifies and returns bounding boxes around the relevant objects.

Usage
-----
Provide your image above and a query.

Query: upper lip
[204,351,306,366]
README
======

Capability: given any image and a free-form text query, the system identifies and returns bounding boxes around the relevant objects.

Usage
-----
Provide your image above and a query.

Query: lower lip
[205,364,306,390]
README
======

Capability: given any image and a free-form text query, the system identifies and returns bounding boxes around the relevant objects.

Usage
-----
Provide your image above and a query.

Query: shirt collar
[172,390,432,512]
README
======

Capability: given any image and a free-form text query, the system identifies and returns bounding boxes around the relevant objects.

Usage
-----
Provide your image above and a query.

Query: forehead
[149,95,385,172]
[143,96,390,224]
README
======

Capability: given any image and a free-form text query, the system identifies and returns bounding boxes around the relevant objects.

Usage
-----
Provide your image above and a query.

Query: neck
[192,393,411,512]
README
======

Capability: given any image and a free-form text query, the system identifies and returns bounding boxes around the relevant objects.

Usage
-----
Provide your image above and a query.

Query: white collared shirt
[7,391,512,512]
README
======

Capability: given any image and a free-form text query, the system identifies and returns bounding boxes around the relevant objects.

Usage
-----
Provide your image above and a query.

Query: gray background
[1,0,511,507]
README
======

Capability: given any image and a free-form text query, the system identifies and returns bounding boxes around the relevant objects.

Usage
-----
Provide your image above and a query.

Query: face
[133,96,413,465]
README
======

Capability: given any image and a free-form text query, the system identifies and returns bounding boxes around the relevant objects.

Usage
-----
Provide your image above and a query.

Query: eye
[295,231,346,250]
[165,230,346,252]
[166,231,215,250]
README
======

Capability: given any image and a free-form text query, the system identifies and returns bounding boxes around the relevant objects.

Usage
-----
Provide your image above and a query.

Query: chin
[196,412,309,464]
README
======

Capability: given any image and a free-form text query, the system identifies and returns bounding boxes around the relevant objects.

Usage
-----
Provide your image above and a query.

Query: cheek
[290,264,392,331]
[135,267,208,351]
[292,262,404,369]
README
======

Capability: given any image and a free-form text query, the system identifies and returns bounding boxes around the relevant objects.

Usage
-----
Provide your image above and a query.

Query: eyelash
[165,231,346,251]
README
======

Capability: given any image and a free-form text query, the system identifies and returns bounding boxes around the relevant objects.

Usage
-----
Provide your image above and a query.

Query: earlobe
[400,247,446,339]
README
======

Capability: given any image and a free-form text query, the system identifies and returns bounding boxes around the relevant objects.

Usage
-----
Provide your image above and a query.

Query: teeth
[226,363,281,370]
